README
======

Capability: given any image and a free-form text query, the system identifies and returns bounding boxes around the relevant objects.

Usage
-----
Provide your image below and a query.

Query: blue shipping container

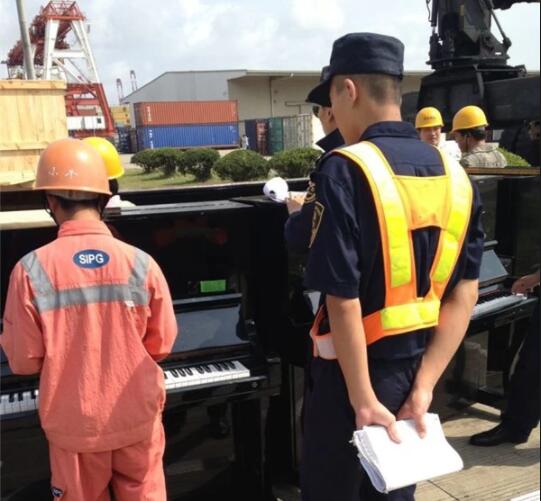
[136,123,239,149]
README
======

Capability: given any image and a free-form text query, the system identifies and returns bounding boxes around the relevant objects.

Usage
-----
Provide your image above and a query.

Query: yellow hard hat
[35,138,111,196]
[83,136,125,179]
[415,107,444,129]
[452,106,489,132]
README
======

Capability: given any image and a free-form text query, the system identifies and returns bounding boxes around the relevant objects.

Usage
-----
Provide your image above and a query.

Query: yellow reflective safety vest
[310,141,473,358]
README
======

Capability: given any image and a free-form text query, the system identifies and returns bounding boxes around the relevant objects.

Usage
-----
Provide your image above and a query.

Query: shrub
[157,148,183,177]
[131,149,160,173]
[213,150,269,182]
[178,148,220,181]
[498,147,531,167]
[267,148,321,178]
[131,148,183,176]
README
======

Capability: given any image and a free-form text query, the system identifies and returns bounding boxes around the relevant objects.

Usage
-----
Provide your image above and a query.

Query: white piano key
[20,391,34,412]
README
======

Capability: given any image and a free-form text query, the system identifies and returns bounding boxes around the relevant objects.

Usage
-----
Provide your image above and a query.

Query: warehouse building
[121,69,429,121]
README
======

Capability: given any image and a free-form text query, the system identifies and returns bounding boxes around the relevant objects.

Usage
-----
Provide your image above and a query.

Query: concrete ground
[274,404,539,501]
[415,404,540,501]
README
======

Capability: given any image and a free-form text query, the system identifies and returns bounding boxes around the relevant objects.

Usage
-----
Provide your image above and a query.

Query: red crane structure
[6,1,114,138]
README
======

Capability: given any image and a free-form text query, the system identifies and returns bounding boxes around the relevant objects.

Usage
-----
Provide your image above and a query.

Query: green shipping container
[268,117,284,154]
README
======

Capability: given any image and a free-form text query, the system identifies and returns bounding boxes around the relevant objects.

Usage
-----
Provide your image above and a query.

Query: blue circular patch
[73,249,110,269]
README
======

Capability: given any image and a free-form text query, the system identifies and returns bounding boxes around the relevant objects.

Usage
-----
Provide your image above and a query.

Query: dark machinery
[403,0,540,130]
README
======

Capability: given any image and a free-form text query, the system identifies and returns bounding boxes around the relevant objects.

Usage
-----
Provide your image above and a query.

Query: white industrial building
[121,69,430,122]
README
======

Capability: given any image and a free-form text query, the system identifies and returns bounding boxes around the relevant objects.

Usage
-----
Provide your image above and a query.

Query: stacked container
[134,101,239,150]
[110,105,131,127]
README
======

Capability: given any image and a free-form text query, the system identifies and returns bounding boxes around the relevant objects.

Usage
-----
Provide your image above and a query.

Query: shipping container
[116,127,132,153]
[133,101,238,127]
[136,123,239,149]
[244,120,258,152]
[283,115,312,150]
[256,121,269,156]
[129,128,139,153]
[268,117,284,154]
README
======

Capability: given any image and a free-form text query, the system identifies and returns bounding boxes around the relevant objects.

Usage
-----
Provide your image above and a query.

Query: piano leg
[231,398,266,500]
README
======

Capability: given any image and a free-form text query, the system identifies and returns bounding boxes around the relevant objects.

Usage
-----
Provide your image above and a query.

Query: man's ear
[343,78,359,103]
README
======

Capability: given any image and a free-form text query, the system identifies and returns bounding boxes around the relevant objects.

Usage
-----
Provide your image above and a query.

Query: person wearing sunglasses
[284,66,344,255]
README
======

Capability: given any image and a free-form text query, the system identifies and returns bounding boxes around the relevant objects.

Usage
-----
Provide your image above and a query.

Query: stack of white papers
[351,413,463,493]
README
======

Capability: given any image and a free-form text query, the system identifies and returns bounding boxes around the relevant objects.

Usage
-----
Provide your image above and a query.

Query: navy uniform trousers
[502,298,540,438]
[300,355,421,501]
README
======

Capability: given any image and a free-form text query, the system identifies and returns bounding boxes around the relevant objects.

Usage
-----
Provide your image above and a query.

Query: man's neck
[56,209,101,226]
[348,105,402,144]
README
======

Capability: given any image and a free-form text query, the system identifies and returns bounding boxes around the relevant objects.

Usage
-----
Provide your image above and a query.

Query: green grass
[118,168,227,190]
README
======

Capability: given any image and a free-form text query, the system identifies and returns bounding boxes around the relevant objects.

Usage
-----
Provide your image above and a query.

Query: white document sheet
[351,413,463,493]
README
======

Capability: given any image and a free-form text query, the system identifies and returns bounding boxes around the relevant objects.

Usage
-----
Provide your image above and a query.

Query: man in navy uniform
[300,33,484,501]
[285,65,344,254]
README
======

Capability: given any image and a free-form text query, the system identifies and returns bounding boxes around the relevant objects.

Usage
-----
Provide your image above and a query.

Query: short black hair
[458,127,487,140]
[335,74,402,105]
[46,194,108,214]
[109,178,119,196]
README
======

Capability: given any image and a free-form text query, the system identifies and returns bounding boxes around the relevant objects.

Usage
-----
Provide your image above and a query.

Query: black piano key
[186,368,193,376]
[164,372,169,379]
[226,361,235,370]
[203,365,211,373]
[9,394,14,403]
[171,369,179,377]
[179,368,186,377]
[196,366,205,374]
[214,364,223,372]
[220,362,230,371]
[18,393,23,401]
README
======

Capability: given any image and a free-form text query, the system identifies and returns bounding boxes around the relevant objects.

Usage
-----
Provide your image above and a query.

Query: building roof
[121,68,433,102]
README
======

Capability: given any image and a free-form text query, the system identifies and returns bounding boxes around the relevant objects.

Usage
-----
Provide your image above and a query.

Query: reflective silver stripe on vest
[22,249,150,313]
[21,251,55,296]
[129,249,150,288]
[34,284,148,312]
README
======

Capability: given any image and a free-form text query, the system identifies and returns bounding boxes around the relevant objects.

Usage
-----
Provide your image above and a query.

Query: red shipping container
[133,100,238,126]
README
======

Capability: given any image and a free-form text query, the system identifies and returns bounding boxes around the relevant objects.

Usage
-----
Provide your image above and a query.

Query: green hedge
[178,148,220,181]
[213,150,269,182]
[268,148,321,178]
[131,148,182,175]
[131,149,162,173]
[498,147,531,167]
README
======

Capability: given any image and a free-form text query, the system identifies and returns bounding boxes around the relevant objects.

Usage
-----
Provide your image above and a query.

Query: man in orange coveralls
[0,138,177,500]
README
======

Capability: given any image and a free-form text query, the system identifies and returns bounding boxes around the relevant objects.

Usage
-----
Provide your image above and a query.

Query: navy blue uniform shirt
[304,121,484,360]
[284,128,344,254]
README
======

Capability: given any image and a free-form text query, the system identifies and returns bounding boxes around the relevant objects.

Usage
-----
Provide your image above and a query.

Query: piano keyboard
[164,360,250,390]
[0,361,250,417]
[472,293,526,320]
[0,389,39,416]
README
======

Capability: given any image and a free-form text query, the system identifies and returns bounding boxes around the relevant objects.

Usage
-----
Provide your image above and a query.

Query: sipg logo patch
[73,249,110,269]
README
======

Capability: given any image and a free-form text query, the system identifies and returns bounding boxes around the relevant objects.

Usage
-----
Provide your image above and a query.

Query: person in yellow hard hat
[415,107,461,160]
[83,136,129,208]
[452,106,507,168]
[0,138,177,500]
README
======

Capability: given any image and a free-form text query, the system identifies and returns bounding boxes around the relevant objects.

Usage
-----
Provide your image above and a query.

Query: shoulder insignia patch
[309,201,325,248]
[304,181,316,204]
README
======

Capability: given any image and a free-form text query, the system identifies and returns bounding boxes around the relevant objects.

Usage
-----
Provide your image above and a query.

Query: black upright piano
[0,200,282,500]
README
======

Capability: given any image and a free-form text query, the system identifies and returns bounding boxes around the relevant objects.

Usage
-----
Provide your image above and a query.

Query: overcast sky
[1,0,539,103]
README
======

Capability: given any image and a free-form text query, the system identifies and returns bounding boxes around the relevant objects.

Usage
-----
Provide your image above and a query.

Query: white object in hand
[351,413,463,493]
[263,177,289,202]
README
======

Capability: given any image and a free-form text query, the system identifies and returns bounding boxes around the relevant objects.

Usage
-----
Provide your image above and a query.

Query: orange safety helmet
[35,138,111,198]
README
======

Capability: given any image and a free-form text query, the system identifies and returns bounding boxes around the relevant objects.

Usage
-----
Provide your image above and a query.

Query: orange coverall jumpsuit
[1,219,177,500]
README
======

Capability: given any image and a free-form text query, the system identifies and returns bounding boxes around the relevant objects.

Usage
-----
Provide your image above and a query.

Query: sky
[1,0,539,104]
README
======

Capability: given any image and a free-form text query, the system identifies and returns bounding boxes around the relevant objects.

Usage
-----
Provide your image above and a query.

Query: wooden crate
[0,80,67,188]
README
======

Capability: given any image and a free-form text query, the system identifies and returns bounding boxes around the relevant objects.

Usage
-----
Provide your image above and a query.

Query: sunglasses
[312,106,320,118]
